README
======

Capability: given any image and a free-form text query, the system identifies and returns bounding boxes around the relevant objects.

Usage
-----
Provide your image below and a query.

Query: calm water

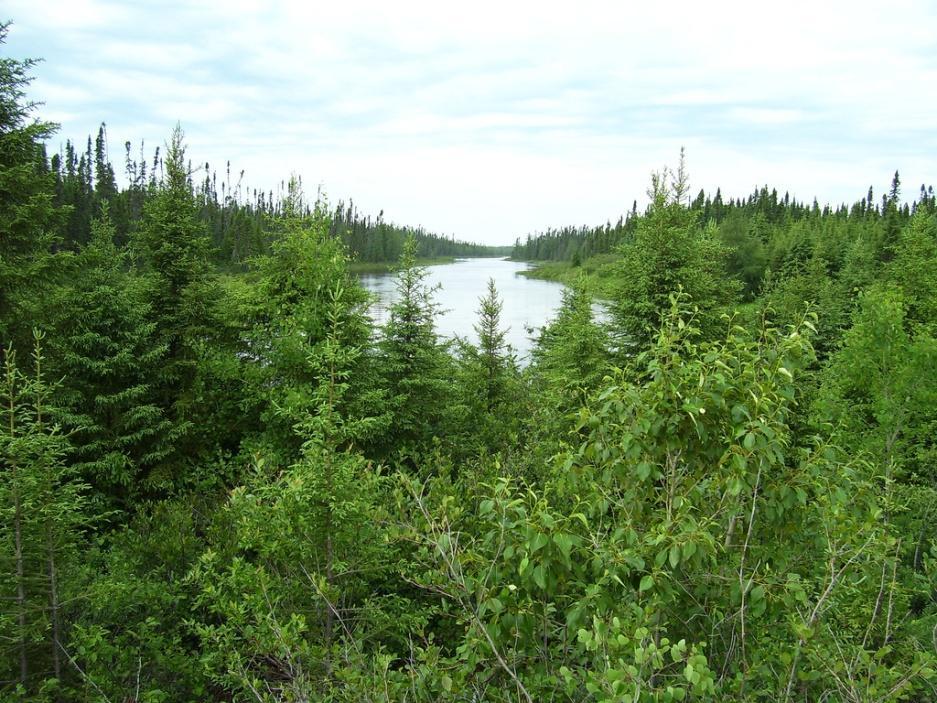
[359,258,567,360]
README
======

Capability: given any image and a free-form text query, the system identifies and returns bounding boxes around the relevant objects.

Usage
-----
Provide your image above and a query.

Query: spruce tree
[133,124,212,374]
[609,164,738,356]
[473,278,513,412]
[0,24,67,348]
[455,278,519,454]
[532,276,610,402]
[92,123,117,204]
[247,185,379,465]
[0,335,88,697]
[48,209,176,506]
[886,210,937,327]
[131,125,216,487]
[191,261,394,700]
[377,235,453,457]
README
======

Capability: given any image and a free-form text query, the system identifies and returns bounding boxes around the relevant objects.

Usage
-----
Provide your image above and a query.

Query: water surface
[359,258,567,360]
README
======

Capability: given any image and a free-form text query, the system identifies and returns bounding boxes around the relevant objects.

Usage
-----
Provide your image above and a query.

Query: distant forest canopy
[512,174,936,268]
[48,123,511,264]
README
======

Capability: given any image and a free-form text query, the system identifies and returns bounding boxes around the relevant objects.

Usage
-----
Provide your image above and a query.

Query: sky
[5,0,937,245]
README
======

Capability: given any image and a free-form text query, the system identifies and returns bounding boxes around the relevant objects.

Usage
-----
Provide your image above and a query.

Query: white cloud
[5,0,937,244]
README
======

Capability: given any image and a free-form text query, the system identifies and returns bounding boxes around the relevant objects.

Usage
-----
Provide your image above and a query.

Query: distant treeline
[49,124,508,264]
[512,179,935,279]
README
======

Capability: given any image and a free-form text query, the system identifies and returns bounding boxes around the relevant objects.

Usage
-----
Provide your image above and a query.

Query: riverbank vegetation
[3,30,937,702]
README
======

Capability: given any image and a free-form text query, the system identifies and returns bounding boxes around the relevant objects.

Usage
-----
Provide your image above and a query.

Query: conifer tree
[48,209,176,506]
[131,125,217,486]
[886,210,937,328]
[191,268,395,701]
[0,24,67,348]
[0,334,87,697]
[377,234,453,457]
[92,123,117,203]
[133,124,212,370]
[609,162,738,356]
[247,184,379,465]
[455,278,520,453]
[472,278,514,413]
[532,277,610,403]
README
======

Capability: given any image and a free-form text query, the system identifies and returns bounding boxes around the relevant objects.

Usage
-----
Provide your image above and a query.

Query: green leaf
[639,574,655,592]
[554,532,574,558]
[669,544,681,568]
[530,532,549,553]
[533,565,547,590]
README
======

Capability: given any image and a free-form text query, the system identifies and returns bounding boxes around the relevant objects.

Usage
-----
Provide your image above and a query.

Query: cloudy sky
[6,0,937,245]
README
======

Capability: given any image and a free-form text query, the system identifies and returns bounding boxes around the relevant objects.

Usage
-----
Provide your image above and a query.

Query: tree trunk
[48,524,62,685]
[14,481,28,686]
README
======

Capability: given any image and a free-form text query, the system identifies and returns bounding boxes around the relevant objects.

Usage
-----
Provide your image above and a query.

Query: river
[358,257,568,360]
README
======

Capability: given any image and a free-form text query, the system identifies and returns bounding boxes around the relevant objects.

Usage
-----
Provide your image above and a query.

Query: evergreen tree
[0,335,88,697]
[520,277,613,482]
[191,274,399,701]
[609,165,738,356]
[878,170,906,262]
[532,276,610,403]
[886,210,937,328]
[246,184,380,466]
[718,211,768,300]
[133,125,212,371]
[471,278,515,413]
[131,125,217,488]
[455,279,520,454]
[48,209,177,507]
[377,234,453,458]
[0,24,67,348]
[92,123,117,204]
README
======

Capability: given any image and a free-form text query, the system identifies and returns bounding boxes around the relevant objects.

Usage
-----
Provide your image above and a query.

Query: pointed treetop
[889,170,901,204]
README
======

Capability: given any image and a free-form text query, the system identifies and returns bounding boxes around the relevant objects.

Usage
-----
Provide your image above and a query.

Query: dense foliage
[3,29,937,702]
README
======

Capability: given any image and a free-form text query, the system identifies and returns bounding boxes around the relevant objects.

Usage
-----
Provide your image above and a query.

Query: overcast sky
[6,0,937,245]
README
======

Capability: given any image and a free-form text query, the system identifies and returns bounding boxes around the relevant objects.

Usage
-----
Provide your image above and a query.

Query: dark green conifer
[609,163,738,356]
[0,24,67,348]
[0,335,88,696]
[378,234,453,457]
[48,209,176,505]
[131,125,217,486]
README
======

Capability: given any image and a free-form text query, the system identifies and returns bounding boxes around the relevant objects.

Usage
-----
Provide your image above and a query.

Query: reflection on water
[358,258,568,361]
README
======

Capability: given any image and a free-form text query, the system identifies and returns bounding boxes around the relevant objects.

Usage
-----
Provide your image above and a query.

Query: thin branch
[56,638,113,703]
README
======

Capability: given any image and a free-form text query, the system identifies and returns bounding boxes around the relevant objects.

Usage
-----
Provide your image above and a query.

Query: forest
[48,126,508,268]
[3,25,937,702]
